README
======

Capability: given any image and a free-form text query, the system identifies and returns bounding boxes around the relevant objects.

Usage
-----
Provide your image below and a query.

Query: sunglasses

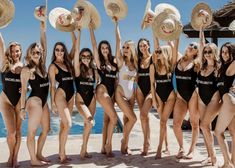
[155,49,162,55]
[139,44,147,48]
[122,46,130,49]
[81,54,91,60]
[189,43,198,50]
[55,48,65,52]
[203,50,212,55]
[32,51,41,56]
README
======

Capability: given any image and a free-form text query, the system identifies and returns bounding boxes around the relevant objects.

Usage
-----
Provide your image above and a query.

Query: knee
[28,129,37,138]
[160,118,167,127]
[140,112,148,121]
[130,115,137,124]
[214,129,224,139]
[190,120,199,130]
[200,122,210,131]
[42,127,51,136]
[7,131,16,140]
[173,120,182,130]
[62,121,72,131]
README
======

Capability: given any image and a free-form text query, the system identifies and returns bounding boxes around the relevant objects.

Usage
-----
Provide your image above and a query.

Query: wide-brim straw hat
[104,0,128,20]
[191,2,213,30]
[34,6,47,21]
[49,7,75,32]
[0,0,15,28]
[152,12,182,41]
[229,20,235,31]
[154,3,180,20]
[72,0,101,29]
[141,0,156,30]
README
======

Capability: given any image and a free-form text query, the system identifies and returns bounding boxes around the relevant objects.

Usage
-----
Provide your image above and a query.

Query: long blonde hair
[123,40,138,70]
[2,42,22,72]
[25,42,47,77]
[154,45,173,78]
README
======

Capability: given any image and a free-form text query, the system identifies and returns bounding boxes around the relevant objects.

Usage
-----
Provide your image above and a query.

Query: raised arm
[150,64,158,109]
[0,33,5,67]
[74,28,81,77]
[20,67,30,120]
[40,21,47,64]
[89,20,100,69]
[152,29,160,50]
[195,26,205,70]
[114,18,123,68]
[69,31,76,61]
[48,64,58,113]
[171,38,179,68]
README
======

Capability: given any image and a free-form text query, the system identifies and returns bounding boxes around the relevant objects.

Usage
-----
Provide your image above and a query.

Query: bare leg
[36,104,50,162]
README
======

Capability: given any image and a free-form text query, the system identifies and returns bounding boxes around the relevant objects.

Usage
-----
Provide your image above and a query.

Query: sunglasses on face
[155,49,162,55]
[122,46,130,49]
[139,44,147,48]
[32,51,41,56]
[189,43,198,50]
[55,48,65,52]
[203,50,212,55]
[81,54,91,60]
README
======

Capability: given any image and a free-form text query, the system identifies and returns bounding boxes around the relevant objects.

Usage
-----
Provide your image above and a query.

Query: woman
[114,18,138,155]
[136,38,153,156]
[20,21,50,166]
[173,30,202,159]
[214,42,235,168]
[74,27,99,160]
[150,37,178,159]
[89,21,118,157]
[48,33,75,163]
[197,41,220,166]
[0,33,23,167]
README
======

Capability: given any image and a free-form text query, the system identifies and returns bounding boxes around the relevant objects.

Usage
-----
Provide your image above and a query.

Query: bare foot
[58,156,72,164]
[141,145,149,156]
[12,159,20,168]
[120,139,126,154]
[201,157,217,166]
[80,151,92,160]
[183,151,194,160]
[7,157,13,167]
[176,148,185,159]
[105,144,115,157]
[37,155,51,162]
[155,148,162,159]
[101,147,106,154]
[30,159,48,166]
[162,149,170,156]
[221,163,234,168]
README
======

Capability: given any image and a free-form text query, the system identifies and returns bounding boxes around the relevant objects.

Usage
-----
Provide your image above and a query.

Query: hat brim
[72,0,91,28]
[154,3,180,20]
[34,6,47,21]
[191,2,213,31]
[141,0,151,30]
[0,0,15,28]
[229,20,235,31]
[86,1,101,29]
[49,7,75,32]
[152,13,182,41]
[104,0,128,19]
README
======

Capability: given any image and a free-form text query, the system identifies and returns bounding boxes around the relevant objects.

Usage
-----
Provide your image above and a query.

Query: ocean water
[0,83,122,138]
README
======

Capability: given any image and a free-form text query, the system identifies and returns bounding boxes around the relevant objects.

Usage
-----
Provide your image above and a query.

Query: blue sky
[1,0,234,67]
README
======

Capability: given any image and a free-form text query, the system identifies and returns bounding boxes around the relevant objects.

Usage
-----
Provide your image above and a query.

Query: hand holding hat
[0,0,15,28]
[191,3,213,31]
[34,6,47,22]
[141,0,156,30]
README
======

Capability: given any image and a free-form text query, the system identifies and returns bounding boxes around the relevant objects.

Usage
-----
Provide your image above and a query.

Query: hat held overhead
[141,0,156,30]
[104,0,128,20]
[0,0,15,28]
[34,6,47,21]
[191,2,213,30]
[72,0,101,29]
[49,7,75,32]
[152,3,182,41]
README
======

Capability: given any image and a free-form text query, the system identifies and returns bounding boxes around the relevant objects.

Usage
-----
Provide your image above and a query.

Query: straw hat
[154,3,180,20]
[141,0,156,30]
[34,6,47,21]
[152,12,182,41]
[49,7,75,32]
[0,0,15,28]
[191,2,213,30]
[229,20,235,31]
[72,0,101,29]
[104,0,128,19]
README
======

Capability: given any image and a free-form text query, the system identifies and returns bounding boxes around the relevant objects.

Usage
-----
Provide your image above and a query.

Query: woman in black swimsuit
[74,26,99,160]
[214,42,235,168]
[197,37,220,165]
[20,21,50,166]
[150,36,178,159]
[89,21,118,157]
[173,28,202,160]
[48,33,75,163]
[0,33,23,167]
[136,38,153,156]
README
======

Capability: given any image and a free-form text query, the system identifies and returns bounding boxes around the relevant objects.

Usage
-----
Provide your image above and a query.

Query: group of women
[0,15,235,168]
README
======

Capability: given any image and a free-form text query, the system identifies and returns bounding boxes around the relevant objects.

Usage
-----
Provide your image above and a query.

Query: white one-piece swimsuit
[118,62,137,100]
